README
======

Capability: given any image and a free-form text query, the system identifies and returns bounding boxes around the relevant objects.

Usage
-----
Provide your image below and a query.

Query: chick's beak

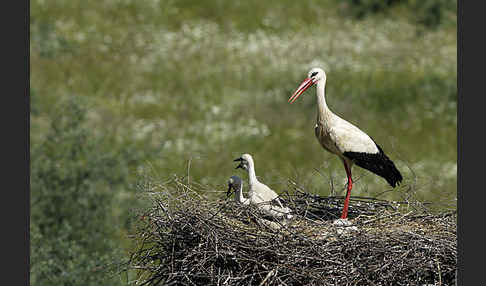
[234,158,244,169]
[226,183,234,197]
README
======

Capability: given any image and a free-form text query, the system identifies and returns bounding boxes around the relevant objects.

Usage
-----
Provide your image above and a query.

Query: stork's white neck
[316,79,332,124]
[235,183,246,204]
[246,159,258,186]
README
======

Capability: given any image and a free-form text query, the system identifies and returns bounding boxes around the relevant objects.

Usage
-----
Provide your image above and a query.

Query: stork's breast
[315,125,340,155]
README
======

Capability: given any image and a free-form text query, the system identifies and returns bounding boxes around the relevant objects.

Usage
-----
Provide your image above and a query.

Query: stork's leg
[341,160,353,219]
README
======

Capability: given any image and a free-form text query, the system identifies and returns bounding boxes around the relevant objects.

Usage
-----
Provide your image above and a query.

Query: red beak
[288,77,314,103]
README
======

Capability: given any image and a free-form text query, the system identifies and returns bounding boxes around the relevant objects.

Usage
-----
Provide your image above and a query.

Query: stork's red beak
[288,77,314,103]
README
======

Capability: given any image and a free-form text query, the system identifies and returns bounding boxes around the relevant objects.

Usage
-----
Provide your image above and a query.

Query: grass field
[30,0,456,284]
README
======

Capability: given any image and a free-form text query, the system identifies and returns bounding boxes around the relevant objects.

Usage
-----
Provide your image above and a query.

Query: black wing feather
[343,142,403,188]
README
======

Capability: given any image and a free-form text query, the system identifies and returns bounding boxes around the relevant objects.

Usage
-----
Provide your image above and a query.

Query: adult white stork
[233,154,293,219]
[288,67,403,220]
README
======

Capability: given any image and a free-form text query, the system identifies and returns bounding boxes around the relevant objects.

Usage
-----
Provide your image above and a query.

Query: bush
[341,0,456,29]
[341,0,404,19]
[409,0,456,29]
[30,96,137,285]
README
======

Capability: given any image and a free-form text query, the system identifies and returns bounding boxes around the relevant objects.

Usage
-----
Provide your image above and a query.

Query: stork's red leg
[341,161,353,219]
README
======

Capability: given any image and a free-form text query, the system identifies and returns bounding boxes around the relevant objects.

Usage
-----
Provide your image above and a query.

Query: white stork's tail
[343,143,403,188]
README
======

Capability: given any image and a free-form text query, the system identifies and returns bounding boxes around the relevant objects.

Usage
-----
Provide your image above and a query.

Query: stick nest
[127,176,456,285]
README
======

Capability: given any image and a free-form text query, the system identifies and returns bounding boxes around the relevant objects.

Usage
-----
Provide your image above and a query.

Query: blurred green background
[30,0,457,284]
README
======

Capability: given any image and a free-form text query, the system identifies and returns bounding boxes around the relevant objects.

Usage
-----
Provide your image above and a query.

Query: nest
[128,176,457,285]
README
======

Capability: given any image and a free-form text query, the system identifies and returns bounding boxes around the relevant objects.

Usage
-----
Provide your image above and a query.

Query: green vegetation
[30,96,153,284]
[342,0,456,29]
[30,0,456,284]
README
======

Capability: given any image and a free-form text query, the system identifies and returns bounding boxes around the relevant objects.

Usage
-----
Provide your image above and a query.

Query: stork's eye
[311,72,318,77]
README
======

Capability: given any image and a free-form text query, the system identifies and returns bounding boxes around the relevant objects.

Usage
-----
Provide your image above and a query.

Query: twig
[258,267,277,286]
[361,211,413,225]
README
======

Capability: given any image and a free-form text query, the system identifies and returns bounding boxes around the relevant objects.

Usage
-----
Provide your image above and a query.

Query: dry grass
[127,176,456,285]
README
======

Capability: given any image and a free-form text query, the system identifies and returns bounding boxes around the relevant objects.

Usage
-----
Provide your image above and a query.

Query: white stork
[226,176,250,205]
[288,67,403,220]
[227,175,293,219]
[233,154,293,219]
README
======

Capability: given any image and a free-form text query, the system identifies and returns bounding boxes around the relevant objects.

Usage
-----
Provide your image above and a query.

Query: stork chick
[233,154,293,219]
[227,175,249,205]
[227,175,292,219]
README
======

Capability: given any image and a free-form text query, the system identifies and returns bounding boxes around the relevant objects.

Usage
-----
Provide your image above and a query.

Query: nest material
[128,176,457,286]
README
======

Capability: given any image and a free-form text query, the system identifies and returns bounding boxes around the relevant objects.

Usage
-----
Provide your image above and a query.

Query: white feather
[236,154,293,219]
[329,117,379,154]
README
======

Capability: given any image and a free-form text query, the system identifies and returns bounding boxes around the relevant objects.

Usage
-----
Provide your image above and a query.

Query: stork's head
[288,67,326,103]
[227,175,242,197]
[233,153,253,171]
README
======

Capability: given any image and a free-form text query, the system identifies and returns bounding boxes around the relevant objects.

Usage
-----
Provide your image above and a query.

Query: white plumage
[227,175,292,219]
[233,154,293,219]
[226,176,249,205]
[328,121,380,154]
[289,67,403,220]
